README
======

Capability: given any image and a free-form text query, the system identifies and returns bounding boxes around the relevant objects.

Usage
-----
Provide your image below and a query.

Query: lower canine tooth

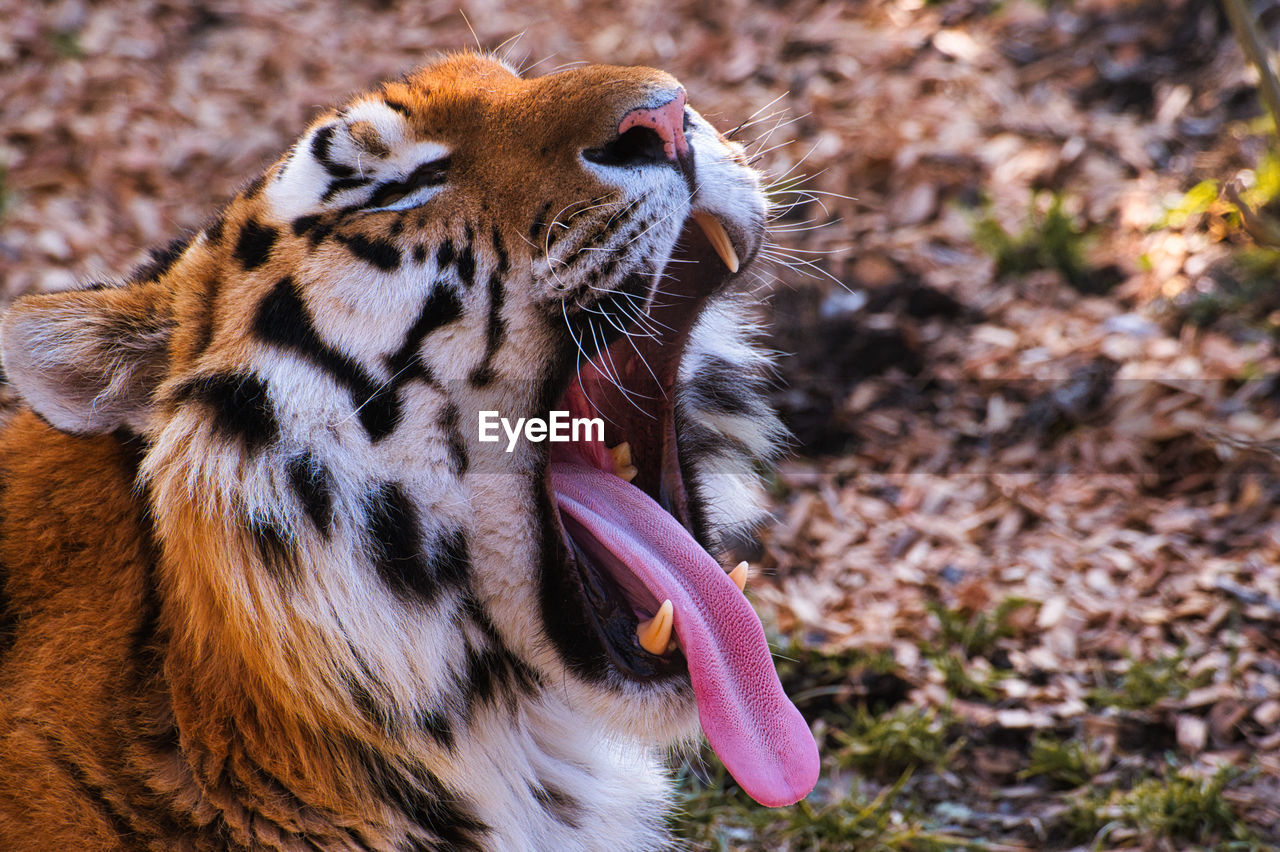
[693,211,740,274]
[728,561,748,592]
[637,599,674,655]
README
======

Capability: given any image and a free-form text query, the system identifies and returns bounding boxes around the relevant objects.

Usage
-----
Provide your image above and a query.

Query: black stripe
[248,514,299,586]
[342,826,376,851]
[253,277,401,441]
[383,98,412,117]
[365,484,470,606]
[464,601,540,698]
[286,454,334,537]
[45,700,198,845]
[674,416,722,555]
[253,273,468,445]
[205,215,226,245]
[321,175,373,203]
[43,555,197,847]
[336,639,403,738]
[491,225,510,274]
[407,767,487,851]
[292,213,337,248]
[129,232,193,283]
[440,401,468,476]
[242,172,267,200]
[344,736,488,851]
[233,218,279,271]
[311,124,355,178]
[253,273,463,446]
[174,373,278,451]
[456,226,475,288]
[415,707,455,751]
[430,528,471,590]
[345,669,394,733]
[188,274,219,361]
[468,269,506,387]
[529,200,553,243]
[460,595,541,718]
[435,238,455,270]
[672,418,752,463]
[193,746,326,850]
[385,286,464,380]
[686,354,770,417]
[530,782,582,829]
[367,159,449,209]
[460,642,540,719]
[462,647,503,714]
[335,232,402,271]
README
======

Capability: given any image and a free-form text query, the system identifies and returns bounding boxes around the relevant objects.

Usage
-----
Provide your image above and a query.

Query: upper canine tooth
[609,442,638,482]
[637,599,674,655]
[610,442,632,469]
[728,561,748,592]
[692,211,740,274]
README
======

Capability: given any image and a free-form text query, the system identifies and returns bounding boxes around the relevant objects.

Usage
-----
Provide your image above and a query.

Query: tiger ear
[1,282,175,434]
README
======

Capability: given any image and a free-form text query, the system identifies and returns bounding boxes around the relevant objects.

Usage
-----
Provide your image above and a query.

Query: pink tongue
[550,462,819,807]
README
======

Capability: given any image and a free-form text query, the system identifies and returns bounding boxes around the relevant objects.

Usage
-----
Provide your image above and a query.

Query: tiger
[0,52,819,850]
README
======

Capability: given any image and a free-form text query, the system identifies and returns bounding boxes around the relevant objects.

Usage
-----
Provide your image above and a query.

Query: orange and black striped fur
[0,53,785,849]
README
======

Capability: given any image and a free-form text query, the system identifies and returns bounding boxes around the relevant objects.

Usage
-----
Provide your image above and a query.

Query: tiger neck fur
[136,387,677,850]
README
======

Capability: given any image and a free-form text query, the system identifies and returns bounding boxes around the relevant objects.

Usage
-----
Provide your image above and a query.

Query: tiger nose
[617,89,689,162]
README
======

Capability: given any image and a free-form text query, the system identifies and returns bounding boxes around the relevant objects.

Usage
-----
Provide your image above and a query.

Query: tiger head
[2,53,817,820]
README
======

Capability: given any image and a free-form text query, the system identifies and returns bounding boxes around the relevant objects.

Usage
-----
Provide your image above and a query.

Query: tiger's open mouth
[543,212,818,808]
